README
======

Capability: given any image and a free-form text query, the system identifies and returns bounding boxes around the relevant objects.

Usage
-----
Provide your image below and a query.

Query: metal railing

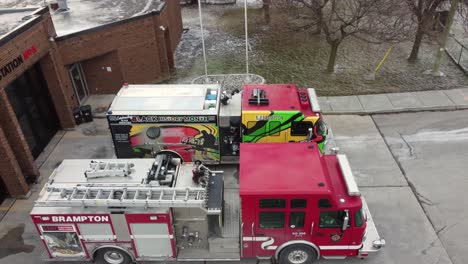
[446,34,468,74]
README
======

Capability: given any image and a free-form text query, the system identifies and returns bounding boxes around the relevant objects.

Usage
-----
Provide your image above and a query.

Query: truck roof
[239,143,361,208]
[48,159,155,185]
[107,84,221,116]
[242,84,321,114]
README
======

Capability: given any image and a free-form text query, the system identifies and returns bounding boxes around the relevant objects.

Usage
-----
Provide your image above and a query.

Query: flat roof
[0,0,165,38]
[49,159,155,185]
[108,84,221,116]
[242,84,318,115]
[51,0,164,37]
[0,11,33,37]
[239,142,331,196]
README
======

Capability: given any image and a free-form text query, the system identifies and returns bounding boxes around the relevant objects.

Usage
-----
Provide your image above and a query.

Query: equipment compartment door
[40,225,86,258]
[126,214,175,258]
[130,223,173,258]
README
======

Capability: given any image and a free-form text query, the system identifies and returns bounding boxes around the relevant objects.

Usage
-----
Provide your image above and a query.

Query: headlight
[372,239,386,249]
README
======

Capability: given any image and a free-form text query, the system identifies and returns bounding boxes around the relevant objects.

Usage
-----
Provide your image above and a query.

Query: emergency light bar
[307,88,321,113]
[336,154,361,197]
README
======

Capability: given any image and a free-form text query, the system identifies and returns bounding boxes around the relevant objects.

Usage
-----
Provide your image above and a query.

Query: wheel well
[275,241,320,261]
[92,246,135,262]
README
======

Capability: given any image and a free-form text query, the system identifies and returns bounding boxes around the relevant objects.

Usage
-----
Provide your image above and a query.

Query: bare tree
[269,0,411,72]
[460,0,468,30]
[263,0,271,24]
[404,0,448,61]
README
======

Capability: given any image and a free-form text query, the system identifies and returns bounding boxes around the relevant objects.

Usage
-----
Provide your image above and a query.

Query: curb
[322,104,468,115]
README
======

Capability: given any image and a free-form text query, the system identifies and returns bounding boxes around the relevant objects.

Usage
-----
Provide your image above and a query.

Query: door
[69,63,89,104]
[6,63,60,158]
[40,225,86,258]
[125,214,175,259]
[312,209,353,251]
[252,198,286,257]
[285,199,312,241]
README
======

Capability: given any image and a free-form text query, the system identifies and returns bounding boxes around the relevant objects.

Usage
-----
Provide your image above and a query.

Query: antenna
[244,0,249,79]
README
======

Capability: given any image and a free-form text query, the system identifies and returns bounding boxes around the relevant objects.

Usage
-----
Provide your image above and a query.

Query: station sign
[0,45,37,81]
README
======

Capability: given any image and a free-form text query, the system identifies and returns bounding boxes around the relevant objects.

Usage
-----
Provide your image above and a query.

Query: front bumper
[358,197,385,257]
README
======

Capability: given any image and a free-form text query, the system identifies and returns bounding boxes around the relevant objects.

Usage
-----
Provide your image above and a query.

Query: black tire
[279,245,318,264]
[94,248,132,264]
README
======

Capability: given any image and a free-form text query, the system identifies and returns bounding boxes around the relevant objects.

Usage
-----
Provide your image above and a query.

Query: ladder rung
[69,188,77,200]
[96,189,103,199]
[37,185,209,208]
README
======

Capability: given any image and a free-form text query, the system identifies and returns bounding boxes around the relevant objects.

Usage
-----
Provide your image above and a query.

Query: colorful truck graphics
[241,110,327,152]
[126,124,220,162]
[107,84,328,163]
[241,84,328,152]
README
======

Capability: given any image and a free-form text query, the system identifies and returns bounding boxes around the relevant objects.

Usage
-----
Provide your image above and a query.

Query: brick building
[0,0,182,199]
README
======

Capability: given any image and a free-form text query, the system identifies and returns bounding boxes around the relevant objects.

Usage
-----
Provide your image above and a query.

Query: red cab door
[285,199,313,242]
[252,198,286,257]
[312,209,354,255]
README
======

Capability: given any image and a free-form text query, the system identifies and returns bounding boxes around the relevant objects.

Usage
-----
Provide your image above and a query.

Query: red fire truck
[31,143,384,264]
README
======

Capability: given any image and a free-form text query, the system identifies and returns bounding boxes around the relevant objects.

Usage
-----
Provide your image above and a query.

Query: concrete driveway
[372,110,468,264]
[0,111,466,264]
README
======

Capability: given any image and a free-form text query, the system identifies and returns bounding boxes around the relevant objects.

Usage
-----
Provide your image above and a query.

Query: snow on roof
[0,10,37,37]
[51,0,165,36]
[0,0,165,38]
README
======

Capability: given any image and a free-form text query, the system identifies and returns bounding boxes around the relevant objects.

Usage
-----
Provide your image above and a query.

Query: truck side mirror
[342,210,349,232]
[307,127,313,141]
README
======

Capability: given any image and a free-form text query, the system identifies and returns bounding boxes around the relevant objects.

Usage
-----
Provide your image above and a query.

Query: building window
[289,212,305,228]
[291,199,307,208]
[260,199,285,208]
[259,212,285,228]
[291,121,313,136]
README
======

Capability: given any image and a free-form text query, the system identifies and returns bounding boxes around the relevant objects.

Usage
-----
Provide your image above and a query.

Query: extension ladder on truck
[84,160,134,178]
[35,185,208,208]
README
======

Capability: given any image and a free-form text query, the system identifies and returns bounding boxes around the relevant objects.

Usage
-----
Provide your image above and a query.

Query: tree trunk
[263,0,271,25]
[326,41,340,73]
[408,24,424,61]
[313,12,323,35]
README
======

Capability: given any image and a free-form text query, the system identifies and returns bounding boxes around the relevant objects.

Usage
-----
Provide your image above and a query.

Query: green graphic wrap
[242,111,305,142]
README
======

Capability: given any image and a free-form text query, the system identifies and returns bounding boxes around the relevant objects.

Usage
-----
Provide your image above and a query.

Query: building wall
[0,3,183,197]
[56,2,183,94]
[0,10,74,196]
[81,52,124,94]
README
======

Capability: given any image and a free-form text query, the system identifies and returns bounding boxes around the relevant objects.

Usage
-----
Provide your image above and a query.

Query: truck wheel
[279,245,317,264]
[95,248,132,264]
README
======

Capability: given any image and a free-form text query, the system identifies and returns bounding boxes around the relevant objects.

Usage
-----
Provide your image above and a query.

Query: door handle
[251,222,254,237]
[257,234,266,237]
[310,222,314,235]
[316,233,324,237]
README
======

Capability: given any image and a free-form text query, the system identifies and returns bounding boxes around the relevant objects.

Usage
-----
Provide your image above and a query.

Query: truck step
[208,237,240,253]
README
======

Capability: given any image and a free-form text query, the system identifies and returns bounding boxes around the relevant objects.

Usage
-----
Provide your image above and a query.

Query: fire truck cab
[240,143,384,261]
[241,84,328,152]
[31,143,384,264]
